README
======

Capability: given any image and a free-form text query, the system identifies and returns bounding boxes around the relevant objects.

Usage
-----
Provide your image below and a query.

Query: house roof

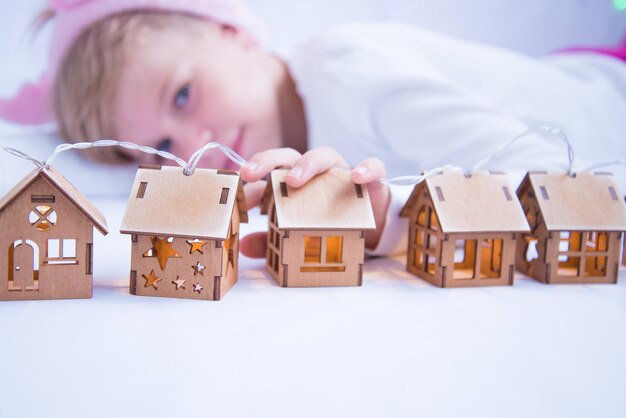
[400,170,530,234]
[120,166,248,239]
[518,171,626,231]
[261,168,376,230]
[0,166,108,235]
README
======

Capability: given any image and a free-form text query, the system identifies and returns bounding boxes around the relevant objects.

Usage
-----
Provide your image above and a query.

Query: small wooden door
[8,240,40,291]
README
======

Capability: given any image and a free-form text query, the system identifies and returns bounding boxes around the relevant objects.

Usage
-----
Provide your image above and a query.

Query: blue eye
[157,138,172,153]
[174,84,191,109]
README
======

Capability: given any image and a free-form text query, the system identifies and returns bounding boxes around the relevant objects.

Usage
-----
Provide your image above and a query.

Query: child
[2,0,625,259]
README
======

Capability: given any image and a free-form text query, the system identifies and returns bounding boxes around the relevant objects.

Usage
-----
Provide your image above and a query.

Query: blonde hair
[46,10,206,163]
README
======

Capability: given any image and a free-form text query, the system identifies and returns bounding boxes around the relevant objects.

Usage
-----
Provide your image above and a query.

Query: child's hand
[239,147,391,258]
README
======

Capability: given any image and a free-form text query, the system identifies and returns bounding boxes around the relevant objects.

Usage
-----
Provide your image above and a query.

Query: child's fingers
[351,157,387,184]
[243,180,267,209]
[241,148,302,182]
[286,146,350,188]
[240,231,268,258]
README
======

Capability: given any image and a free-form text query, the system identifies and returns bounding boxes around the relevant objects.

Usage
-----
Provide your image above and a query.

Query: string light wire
[1,136,247,175]
[0,126,623,184]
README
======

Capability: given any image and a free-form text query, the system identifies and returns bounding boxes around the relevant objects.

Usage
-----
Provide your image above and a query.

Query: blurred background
[0,0,625,196]
[1,0,625,99]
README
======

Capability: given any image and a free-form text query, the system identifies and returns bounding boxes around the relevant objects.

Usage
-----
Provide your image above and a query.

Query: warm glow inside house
[400,170,530,288]
[261,168,376,287]
[120,166,247,300]
[0,167,108,301]
[516,172,626,284]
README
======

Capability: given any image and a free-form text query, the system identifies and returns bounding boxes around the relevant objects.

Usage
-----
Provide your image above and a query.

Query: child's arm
[239,146,390,258]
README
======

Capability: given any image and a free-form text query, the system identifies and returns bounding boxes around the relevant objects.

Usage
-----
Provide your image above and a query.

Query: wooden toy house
[515,172,626,284]
[120,166,248,300]
[0,167,108,301]
[261,168,376,287]
[400,171,530,288]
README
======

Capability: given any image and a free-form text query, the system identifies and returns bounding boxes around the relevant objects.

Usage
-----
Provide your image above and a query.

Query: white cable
[42,139,248,175]
[381,165,462,186]
[185,141,247,176]
[43,140,188,169]
[0,146,44,168]
[578,158,626,172]
[466,126,575,177]
[380,126,576,186]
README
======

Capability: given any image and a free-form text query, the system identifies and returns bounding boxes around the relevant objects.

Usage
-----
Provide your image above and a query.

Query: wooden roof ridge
[0,166,108,235]
[401,170,530,234]
[120,166,248,239]
[518,171,626,231]
[261,168,376,230]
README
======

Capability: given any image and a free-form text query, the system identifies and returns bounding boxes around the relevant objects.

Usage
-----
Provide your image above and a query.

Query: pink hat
[0,0,268,125]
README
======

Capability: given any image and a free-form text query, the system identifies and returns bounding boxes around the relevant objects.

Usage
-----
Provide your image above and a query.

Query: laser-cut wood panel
[0,167,108,301]
[121,166,247,300]
[400,171,529,288]
[261,168,375,287]
[515,172,626,284]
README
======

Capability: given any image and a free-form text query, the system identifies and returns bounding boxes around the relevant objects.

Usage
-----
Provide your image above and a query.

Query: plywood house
[400,171,530,288]
[261,168,376,287]
[516,172,626,284]
[0,167,108,301]
[120,166,248,300]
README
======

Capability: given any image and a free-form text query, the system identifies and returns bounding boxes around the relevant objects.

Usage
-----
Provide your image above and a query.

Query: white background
[1,2,626,418]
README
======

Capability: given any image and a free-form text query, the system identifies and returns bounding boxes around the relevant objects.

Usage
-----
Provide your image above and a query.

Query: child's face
[113,20,283,168]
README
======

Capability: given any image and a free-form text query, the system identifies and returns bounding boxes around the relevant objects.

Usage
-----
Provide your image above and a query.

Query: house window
[45,239,78,265]
[267,205,282,275]
[301,236,346,272]
[557,231,582,276]
[326,236,343,263]
[453,239,477,279]
[557,231,609,277]
[453,239,503,279]
[480,239,503,278]
[583,231,609,277]
[412,205,440,277]
[29,205,57,231]
[303,236,322,263]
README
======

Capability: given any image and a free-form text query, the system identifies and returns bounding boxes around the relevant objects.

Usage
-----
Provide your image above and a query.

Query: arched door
[8,240,40,291]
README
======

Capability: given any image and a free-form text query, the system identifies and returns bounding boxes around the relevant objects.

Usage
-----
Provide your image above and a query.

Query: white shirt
[286,21,626,256]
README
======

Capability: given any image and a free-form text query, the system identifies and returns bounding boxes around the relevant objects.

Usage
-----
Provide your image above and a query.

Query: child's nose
[181,127,214,157]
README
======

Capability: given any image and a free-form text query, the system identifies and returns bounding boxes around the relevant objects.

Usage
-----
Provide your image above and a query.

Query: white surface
[1,198,625,418]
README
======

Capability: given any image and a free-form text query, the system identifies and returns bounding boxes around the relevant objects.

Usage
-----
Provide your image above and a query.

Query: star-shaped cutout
[151,237,181,270]
[143,270,162,289]
[172,277,186,290]
[192,261,206,276]
[187,239,206,254]
[193,283,203,293]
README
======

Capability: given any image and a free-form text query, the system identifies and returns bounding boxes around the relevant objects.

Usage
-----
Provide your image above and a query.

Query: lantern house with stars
[0,166,108,301]
[120,166,248,301]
